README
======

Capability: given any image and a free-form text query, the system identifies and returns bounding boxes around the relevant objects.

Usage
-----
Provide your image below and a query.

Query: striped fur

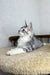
[6,22,45,55]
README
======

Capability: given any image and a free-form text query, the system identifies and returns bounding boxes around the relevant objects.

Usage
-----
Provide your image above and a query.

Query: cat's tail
[43,43,46,46]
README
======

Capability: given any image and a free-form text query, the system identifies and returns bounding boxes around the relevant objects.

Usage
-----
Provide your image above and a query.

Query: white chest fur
[17,36,30,47]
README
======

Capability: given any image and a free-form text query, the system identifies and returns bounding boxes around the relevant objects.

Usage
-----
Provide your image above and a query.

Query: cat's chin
[19,34,27,37]
[19,35,25,37]
[19,33,25,37]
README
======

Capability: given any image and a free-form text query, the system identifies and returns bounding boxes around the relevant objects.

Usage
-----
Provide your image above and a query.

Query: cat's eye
[22,29,25,31]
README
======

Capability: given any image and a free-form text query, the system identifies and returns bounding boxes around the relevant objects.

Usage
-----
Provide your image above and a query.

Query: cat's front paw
[6,50,13,56]
[6,49,15,56]
[6,48,26,56]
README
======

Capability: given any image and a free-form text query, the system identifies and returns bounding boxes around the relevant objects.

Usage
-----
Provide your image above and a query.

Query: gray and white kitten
[6,22,46,55]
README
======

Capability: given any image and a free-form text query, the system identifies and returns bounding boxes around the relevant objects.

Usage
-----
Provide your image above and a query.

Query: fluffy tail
[43,43,46,46]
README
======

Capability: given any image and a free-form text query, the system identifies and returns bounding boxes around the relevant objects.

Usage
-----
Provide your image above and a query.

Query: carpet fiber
[0,44,50,75]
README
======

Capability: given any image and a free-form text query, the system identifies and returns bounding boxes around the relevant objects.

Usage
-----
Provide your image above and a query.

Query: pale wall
[0,0,40,48]
[40,0,50,34]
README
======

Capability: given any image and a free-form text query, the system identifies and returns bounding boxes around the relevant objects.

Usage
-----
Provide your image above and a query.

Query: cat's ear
[25,21,27,27]
[28,22,32,31]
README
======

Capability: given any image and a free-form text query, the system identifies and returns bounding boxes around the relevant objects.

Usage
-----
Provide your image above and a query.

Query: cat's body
[17,35,43,52]
[6,22,46,55]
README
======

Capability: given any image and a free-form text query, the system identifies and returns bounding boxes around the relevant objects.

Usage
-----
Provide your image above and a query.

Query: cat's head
[18,22,32,37]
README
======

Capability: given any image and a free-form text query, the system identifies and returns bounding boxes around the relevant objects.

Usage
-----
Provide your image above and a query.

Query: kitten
[6,22,46,55]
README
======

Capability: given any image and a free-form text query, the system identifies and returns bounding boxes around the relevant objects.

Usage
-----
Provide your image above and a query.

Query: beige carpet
[0,44,50,75]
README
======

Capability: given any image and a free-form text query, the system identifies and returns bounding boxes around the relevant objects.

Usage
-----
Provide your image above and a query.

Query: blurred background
[0,0,50,48]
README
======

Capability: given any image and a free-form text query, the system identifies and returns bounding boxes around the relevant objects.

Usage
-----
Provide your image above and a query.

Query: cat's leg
[6,48,26,56]
[33,45,36,49]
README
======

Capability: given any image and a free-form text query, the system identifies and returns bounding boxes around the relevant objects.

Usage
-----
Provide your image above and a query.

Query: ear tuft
[25,21,27,27]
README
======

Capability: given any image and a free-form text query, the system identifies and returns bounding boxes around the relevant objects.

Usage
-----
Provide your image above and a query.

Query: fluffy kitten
[6,22,46,55]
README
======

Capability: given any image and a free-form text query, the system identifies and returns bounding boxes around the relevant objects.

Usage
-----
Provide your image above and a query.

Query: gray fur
[22,35,43,52]
[18,22,43,52]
